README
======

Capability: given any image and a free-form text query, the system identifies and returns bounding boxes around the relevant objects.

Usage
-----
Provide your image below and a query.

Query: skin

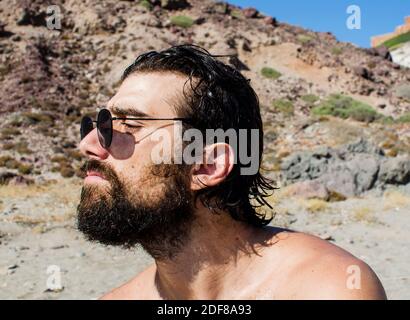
[79,72,387,300]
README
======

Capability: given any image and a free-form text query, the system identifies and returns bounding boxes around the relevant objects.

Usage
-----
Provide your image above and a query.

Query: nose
[79,128,109,160]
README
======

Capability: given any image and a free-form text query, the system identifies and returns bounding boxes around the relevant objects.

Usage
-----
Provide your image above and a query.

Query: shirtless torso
[101,229,386,300]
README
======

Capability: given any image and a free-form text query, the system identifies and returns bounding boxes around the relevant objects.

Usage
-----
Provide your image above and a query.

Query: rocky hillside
[0,0,409,196]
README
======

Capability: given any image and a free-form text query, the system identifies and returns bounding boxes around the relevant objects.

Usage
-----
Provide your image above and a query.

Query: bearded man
[77,45,386,300]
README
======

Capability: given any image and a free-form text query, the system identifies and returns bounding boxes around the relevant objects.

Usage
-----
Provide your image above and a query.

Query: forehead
[107,72,188,117]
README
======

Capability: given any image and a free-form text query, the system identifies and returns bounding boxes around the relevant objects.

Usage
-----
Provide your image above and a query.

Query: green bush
[230,9,243,19]
[139,0,153,10]
[397,112,410,123]
[297,34,314,44]
[312,94,381,123]
[301,94,319,104]
[272,99,294,115]
[376,116,395,125]
[170,15,194,28]
[261,67,281,80]
[382,31,410,49]
[18,164,33,175]
[331,47,343,55]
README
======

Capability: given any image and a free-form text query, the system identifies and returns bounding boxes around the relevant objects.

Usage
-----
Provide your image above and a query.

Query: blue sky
[228,0,410,48]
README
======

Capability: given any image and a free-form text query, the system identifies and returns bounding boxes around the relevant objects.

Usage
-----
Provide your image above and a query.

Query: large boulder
[281,138,410,198]
[281,146,333,183]
[379,156,410,185]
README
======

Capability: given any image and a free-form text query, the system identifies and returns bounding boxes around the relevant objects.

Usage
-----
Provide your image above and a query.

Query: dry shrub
[383,190,410,211]
[352,206,377,223]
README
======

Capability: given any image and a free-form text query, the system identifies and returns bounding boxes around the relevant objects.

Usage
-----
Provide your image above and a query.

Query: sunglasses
[80,108,191,149]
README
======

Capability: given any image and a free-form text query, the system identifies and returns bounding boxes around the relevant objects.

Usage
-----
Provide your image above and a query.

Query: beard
[76,159,195,260]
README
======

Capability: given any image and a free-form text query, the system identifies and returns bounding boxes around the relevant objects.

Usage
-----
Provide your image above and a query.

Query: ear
[190,143,235,191]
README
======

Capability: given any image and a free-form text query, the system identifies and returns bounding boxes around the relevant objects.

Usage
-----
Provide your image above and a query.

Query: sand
[0,178,409,299]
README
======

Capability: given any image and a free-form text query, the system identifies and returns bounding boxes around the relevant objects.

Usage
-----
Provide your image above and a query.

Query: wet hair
[121,44,275,227]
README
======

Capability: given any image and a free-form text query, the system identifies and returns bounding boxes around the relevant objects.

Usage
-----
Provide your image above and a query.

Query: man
[77,45,386,300]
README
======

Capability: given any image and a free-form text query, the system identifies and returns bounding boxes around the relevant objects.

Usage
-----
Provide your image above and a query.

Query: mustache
[79,159,119,182]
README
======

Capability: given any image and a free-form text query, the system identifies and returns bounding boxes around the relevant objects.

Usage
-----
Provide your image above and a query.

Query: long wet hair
[121,44,275,227]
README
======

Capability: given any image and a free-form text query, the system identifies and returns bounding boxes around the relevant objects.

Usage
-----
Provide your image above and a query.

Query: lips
[86,170,106,179]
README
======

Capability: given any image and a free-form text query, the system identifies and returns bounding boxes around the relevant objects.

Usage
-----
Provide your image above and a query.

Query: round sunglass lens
[80,116,94,140]
[97,109,113,148]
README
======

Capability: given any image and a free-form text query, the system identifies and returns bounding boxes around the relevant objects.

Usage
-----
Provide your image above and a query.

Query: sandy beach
[1,178,409,299]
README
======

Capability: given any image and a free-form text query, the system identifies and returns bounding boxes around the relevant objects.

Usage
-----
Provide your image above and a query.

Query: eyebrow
[109,106,151,118]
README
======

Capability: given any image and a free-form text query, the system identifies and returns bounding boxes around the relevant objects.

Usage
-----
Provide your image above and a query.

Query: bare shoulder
[265,230,387,300]
[99,264,157,300]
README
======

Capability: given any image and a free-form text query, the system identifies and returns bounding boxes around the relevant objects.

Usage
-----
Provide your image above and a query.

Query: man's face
[77,72,195,259]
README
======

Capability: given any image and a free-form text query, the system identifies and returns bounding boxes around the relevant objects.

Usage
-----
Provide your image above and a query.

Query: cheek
[111,145,154,183]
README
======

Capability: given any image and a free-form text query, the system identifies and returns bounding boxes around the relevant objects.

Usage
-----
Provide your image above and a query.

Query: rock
[262,16,277,26]
[213,2,228,14]
[348,155,379,192]
[320,234,335,241]
[352,66,374,81]
[0,171,17,185]
[379,156,410,185]
[280,138,410,197]
[10,175,34,185]
[11,34,21,42]
[17,9,47,27]
[226,37,236,49]
[339,138,384,157]
[228,55,250,71]
[169,26,179,34]
[160,0,190,10]
[242,39,252,52]
[281,146,333,183]
[367,46,392,61]
[286,180,329,200]
[51,245,69,250]
[16,246,30,251]
[242,7,258,19]
[0,21,13,38]
[195,17,206,25]
[146,17,163,28]
[44,286,64,293]
[322,169,356,197]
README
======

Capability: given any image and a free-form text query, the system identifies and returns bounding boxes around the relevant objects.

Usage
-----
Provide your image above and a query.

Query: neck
[153,206,273,299]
